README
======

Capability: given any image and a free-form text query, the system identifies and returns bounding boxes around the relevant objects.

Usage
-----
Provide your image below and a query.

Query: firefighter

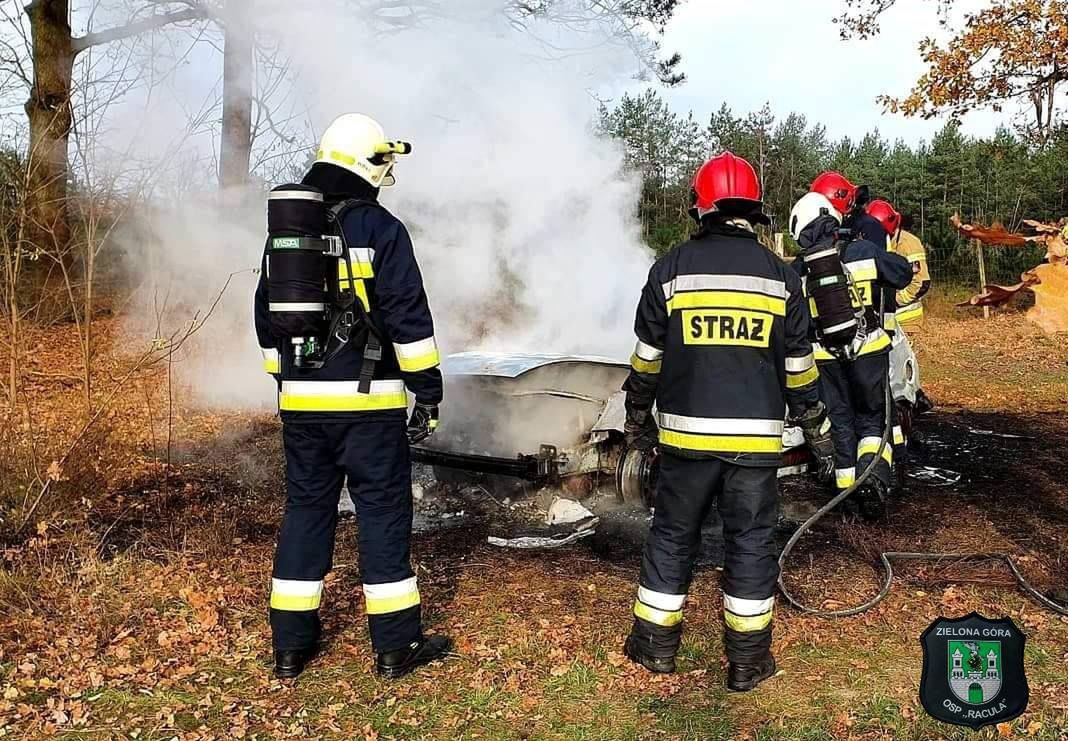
[622,152,833,692]
[254,113,451,679]
[810,171,887,246]
[790,192,912,519]
[887,216,932,334]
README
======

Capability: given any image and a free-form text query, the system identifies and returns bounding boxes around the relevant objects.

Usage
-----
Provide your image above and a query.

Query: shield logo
[920,613,1028,730]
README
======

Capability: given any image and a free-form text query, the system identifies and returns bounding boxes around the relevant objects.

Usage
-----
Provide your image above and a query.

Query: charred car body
[412,332,920,507]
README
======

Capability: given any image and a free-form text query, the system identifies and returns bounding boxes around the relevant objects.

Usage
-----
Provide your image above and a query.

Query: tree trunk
[219,11,253,188]
[23,0,74,267]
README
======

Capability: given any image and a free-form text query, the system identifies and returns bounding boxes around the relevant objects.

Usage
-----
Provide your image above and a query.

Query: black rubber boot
[376,635,453,679]
[624,635,676,674]
[274,646,318,679]
[727,652,776,692]
[857,477,889,521]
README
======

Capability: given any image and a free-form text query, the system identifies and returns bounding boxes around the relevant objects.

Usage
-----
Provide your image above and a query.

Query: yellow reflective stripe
[857,439,893,464]
[836,467,856,489]
[270,579,323,612]
[394,337,441,373]
[339,261,374,280]
[322,149,356,166]
[813,343,834,361]
[279,381,408,412]
[667,290,786,317]
[630,354,662,374]
[893,426,906,446]
[857,331,891,356]
[261,348,280,374]
[786,365,819,389]
[354,279,370,311]
[398,349,441,373]
[634,599,683,627]
[724,609,772,632]
[659,430,783,454]
[271,593,321,611]
[897,303,924,323]
[280,392,407,412]
[365,590,420,615]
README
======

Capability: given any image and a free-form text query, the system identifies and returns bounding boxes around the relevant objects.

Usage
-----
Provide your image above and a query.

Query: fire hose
[777,294,1068,618]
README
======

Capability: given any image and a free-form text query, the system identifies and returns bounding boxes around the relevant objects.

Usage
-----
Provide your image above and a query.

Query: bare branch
[72,7,207,54]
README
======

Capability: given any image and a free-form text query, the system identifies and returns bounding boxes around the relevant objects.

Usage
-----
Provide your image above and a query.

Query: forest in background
[599,89,1060,285]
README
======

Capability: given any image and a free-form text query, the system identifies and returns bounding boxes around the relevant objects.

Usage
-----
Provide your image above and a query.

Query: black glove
[407,402,439,444]
[624,403,659,453]
[793,402,835,483]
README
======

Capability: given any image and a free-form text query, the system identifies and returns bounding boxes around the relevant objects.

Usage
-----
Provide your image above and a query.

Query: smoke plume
[117,0,655,410]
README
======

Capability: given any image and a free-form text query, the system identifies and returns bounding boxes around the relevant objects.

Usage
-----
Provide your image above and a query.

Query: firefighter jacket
[254,198,442,424]
[623,221,821,466]
[891,229,930,326]
[793,234,913,361]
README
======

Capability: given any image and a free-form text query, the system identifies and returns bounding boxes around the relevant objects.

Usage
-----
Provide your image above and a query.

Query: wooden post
[773,232,785,259]
[975,238,990,319]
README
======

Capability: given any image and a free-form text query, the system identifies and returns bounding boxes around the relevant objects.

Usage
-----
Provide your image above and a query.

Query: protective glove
[407,402,439,444]
[624,404,659,453]
[793,402,835,483]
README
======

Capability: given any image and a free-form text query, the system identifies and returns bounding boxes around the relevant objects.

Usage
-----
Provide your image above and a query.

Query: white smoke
[116,0,655,409]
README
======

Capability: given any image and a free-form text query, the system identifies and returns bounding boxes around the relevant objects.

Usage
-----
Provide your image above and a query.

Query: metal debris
[545,497,595,525]
[487,517,598,549]
[908,466,962,487]
[966,427,1032,440]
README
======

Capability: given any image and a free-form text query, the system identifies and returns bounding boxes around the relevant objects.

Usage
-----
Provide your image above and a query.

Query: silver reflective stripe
[723,594,774,616]
[845,258,878,279]
[393,336,438,360]
[822,318,857,334]
[363,576,418,599]
[784,353,815,373]
[803,248,838,262]
[657,413,783,436]
[662,273,788,301]
[634,339,663,362]
[269,302,326,312]
[269,190,324,202]
[638,586,686,611]
[348,247,375,264]
[280,379,406,396]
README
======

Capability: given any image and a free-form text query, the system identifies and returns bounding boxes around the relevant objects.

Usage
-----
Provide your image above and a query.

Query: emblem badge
[920,613,1028,729]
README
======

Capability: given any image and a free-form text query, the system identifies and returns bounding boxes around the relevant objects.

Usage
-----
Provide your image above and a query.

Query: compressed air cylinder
[265,184,329,339]
[802,245,858,349]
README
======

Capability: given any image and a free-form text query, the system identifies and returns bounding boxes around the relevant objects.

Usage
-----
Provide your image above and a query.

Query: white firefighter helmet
[315,113,410,188]
[789,191,842,241]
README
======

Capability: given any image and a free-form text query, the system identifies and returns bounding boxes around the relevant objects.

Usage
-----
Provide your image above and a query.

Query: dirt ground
[1,299,1067,740]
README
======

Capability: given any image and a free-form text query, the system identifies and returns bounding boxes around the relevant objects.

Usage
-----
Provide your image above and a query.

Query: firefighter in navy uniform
[622,152,833,692]
[254,113,451,679]
[811,171,888,246]
[789,192,912,519]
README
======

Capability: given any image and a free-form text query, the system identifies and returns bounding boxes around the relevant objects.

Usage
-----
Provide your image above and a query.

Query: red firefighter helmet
[811,171,857,216]
[692,152,763,218]
[865,199,902,237]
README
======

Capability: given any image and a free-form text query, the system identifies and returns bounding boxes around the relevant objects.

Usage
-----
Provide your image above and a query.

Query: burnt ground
[408,406,1068,611]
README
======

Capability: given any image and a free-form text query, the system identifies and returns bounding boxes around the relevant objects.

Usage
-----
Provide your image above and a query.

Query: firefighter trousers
[270,418,422,654]
[817,352,893,492]
[630,453,778,663]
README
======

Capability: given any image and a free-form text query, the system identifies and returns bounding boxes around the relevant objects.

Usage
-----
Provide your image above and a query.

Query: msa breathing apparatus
[264,141,411,387]
[800,226,870,362]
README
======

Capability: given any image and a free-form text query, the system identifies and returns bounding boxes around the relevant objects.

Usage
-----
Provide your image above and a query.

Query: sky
[619,0,1005,144]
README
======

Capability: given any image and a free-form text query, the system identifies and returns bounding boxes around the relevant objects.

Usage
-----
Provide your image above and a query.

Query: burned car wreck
[412,334,922,507]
